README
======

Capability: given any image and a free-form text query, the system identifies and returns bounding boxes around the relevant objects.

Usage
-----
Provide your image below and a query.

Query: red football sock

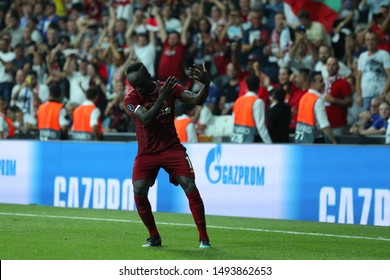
[134,195,159,238]
[186,189,209,241]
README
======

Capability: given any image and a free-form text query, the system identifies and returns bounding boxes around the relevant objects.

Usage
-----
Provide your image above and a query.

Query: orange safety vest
[0,112,15,138]
[37,101,63,130]
[232,95,257,127]
[72,104,103,140]
[174,117,192,142]
[296,92,319,126]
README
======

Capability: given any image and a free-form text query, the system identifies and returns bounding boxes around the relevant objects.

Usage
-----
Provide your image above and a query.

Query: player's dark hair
[126,62,143,76]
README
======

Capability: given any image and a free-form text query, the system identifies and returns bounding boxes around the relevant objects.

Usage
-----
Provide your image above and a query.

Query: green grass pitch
[0,203,389,260]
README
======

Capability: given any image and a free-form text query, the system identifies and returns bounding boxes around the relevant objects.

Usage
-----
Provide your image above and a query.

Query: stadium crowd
[0,0,389,144]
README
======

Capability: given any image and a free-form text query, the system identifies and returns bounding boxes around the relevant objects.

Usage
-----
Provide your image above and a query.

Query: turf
[0,203,389,260]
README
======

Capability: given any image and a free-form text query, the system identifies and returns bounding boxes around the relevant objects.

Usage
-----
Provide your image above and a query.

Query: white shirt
[315,60,352,79]
[358,50,390,98]
[198,105,213,127]
[308,89,331,129]
[134,43,156,77]
[0,51,16,83]
[67,71,90,105]
[59,107,69,127]
[176,114,198,143]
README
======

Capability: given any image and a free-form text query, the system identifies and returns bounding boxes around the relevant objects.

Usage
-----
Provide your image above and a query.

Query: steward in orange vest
[174,102,197,143]
[295,72,337,144]
[71,88,103,141]
[231,75,272,143]
[37,84,69,140]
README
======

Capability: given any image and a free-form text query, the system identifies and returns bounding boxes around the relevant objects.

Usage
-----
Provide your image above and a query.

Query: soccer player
[123,62,211,248]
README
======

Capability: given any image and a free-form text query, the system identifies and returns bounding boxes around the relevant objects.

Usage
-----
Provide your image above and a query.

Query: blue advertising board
[0,141,389,226]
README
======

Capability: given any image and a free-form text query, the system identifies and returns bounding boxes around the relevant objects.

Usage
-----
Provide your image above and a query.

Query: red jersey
[158,40,186,82]
[325,78,352,128]
[123,81,185,156]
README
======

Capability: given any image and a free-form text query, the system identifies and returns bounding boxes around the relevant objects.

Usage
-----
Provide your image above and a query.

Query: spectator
[350,97,381,135]
[85,62,108,115]
[266,88,291,143]
[358,101,390,135]
[241,10,270,73]
[1,9,23,48]
[103,79,133,132]
[59,55,90,105]
[295,71,337,144]
[356,30,390,111]
[283,25,316,72]
[226,11,243,43]
[314,44,352,79]
[297,10,330,47]
[189,16,216,77]
[369,5,390,52]
[218,62,240,115]
[160,4,183,33]
[156,7,191,84]
[358,0,390,23]
[126,24,157,78]
[0,96,15,139]
[12,44,32,74]
[40,2,60,43]
[231,75,272,144]
[10,70,47,119]
[0,35,16,106]
[174,101,198,143]
[324,57,353,137]
[71,87,102,141]
[267,12,291,70]
[36,84,69,141]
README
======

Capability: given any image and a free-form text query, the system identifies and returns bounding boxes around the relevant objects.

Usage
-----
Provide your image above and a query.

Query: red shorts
[132,143,195,186]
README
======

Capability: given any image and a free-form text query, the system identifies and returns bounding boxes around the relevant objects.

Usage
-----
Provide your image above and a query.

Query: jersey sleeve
[174,83,186,99]
[123,91,141,119]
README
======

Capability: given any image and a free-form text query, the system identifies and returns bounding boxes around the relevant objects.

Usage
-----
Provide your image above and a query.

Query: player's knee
[133,181,148,196]
[182,181,197,194]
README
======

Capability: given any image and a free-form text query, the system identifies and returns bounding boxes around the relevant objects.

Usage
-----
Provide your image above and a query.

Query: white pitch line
[0,212,389,242]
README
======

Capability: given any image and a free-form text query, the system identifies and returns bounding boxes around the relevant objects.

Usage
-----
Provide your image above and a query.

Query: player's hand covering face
[159,76,178,99]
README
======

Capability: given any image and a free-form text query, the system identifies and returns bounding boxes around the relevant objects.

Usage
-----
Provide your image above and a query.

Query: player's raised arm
[134,77,177,125]
[181,63,210,106]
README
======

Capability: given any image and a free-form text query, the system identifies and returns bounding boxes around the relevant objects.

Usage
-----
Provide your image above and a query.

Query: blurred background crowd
[0,0,389,143]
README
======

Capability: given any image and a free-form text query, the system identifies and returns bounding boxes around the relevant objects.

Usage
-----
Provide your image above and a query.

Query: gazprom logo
[205,145,265,186]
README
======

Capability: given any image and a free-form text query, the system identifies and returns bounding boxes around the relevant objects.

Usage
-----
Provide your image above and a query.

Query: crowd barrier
[0,140,389,227]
